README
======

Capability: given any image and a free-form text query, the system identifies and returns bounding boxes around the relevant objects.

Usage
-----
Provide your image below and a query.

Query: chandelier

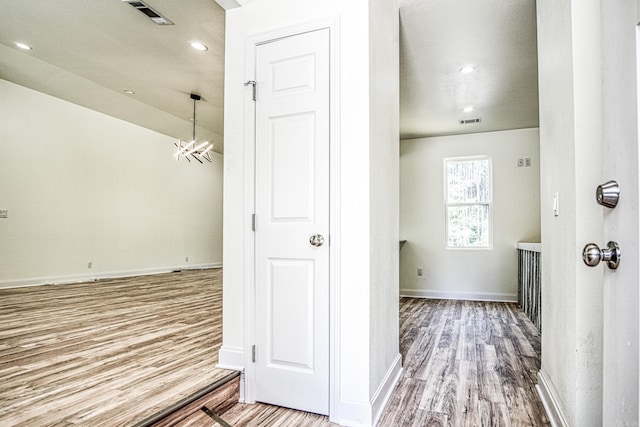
[174,93,213,163]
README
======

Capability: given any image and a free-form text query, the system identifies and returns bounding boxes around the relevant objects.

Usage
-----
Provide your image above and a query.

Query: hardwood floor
[0,271,547,426]
[0,269,231,427]
[378,298,548,426]
[153,297,547,427]
[152,376,334,427]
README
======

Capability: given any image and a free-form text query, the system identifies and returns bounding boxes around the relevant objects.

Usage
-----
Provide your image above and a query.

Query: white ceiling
[0,0,226,151]
[0,0,539,149]
[399,0,539,139]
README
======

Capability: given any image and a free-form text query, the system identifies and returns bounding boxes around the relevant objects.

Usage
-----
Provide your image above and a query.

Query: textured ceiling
[0,1,539,149]
[0,0,225,151]
[399,0,539,139]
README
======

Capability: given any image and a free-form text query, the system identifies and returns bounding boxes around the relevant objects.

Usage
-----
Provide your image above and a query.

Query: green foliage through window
[445,157,492,248]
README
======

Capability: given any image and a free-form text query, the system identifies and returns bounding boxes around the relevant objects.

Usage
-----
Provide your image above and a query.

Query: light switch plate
[553,192,560,216]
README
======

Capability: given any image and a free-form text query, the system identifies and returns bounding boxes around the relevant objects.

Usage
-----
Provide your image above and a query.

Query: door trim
[242,16,341,422]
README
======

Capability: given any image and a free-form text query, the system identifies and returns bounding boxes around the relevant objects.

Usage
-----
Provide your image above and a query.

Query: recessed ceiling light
[463,106,474,113]
[460,65,475,74]
[123,90,135,95]
[15,42,32,50]
[190,41,208,51]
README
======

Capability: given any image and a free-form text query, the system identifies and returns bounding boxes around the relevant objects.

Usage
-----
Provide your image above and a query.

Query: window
[445,156,492,249]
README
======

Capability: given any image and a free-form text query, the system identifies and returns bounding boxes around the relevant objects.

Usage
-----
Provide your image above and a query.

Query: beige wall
[400,128,540,300]
[0,79,223,287]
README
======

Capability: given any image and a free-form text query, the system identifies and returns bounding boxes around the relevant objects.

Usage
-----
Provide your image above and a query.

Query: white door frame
[242,17,342,421]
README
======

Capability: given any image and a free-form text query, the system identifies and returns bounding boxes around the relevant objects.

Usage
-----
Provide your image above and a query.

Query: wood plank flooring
[151,376,335,427]
[0,270,547,426]
[149,374,241,427]
[378,298,548,426]
[0,269,231,427]
[153,298,547,427]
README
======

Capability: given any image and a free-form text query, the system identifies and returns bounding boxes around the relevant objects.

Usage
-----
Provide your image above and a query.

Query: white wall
[368,0,401,404]
[220,1,400,425]
[536,0,604,425]
[399,128,540,301]
[0,79,223,288]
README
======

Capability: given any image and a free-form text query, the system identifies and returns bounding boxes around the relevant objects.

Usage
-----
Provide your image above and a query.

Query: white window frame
[444,155,493,250]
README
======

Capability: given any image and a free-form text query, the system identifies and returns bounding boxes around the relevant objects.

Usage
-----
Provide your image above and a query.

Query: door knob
[596,180,620,208]
[309,234,324,247]
[582,241,621,270]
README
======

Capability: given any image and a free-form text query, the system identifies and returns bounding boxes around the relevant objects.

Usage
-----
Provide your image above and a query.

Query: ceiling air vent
[123,0,174,25]
[459,118,482,125]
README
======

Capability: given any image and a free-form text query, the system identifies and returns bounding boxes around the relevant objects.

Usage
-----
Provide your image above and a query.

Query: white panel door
[600,3,639,424]
[254,28,330,415]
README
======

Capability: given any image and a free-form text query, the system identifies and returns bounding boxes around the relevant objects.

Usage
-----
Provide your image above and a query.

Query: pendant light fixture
[174,93,213,163]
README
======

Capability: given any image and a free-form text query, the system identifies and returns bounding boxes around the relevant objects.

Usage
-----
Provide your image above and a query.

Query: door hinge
[251,214,256,231]
[244,80,256,101]
[252,344,256,363]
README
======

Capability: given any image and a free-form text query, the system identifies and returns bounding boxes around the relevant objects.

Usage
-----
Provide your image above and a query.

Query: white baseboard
[399,288,517,303]
[335,353,403,427]
[217,345,245,372]
[0,263,222,289]
[536,369,569,427]
[336,398,373,427]
[371,353,403,426]
[216,345,246,403]
[239,370,246,403]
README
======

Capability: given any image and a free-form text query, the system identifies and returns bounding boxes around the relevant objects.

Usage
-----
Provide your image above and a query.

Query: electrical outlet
[417,267,423,277]
[88,261,92,269]
[517,158,524,167]
[525,158,532,167]
[0,210,7,219]
[185,256,189,262]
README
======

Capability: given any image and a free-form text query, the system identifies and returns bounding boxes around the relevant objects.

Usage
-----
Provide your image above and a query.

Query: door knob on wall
[582,241,621,270]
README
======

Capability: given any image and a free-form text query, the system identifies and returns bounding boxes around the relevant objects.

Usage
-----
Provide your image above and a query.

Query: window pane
[446,159,490,203]
[447,205,490,247]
